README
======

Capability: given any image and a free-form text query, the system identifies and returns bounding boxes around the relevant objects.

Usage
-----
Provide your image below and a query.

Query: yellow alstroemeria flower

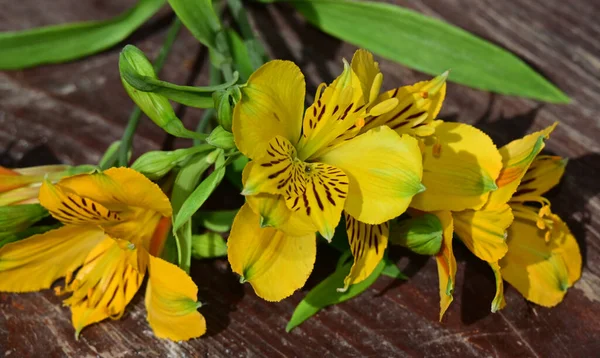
[229,50,447,301]
[0,168,206,341]
[0,164,94,206]
[402,118,507,319]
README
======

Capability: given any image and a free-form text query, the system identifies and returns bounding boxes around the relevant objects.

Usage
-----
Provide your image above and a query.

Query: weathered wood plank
[0,0,599,356]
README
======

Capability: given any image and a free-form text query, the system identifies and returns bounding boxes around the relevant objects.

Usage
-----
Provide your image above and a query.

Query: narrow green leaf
[191,232,228,259]
[131,145,213,180]
[225,29,256,81]
[291,0,569,103]
[194,209,239,232]
[390,214,443,255]
[119,45,207,140]
[0,224,61,249]
[0,0,165,70]
[226,0,269,73]
[0,204,48,234]
[167,0,222,50]
[286,258,386,332]
[174,151,227,231]
[170,150,221,271]
[122,63,239,108]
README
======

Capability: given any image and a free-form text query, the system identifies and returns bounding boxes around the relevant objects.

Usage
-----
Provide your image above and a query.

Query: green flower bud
[213,85,241,131]
[131,145,213,180]
[207,126,236,150]
[390,214,443,255]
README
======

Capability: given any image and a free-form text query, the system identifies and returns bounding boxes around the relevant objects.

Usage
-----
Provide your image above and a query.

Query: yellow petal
[513,155,567,199]
[452,204,513,263]
[485,123,556,209]
[411,122,502,212]
[66,237,144,337]
[233,60,305,159]
[489,261,506,312]
[243,162,316,236]
[284,163,349,240]
[500,214,581,307]
[433,211,456,320]
[319,126,423,225]
[55,167,172,217]
[228,204,316,301]
[362,72,447,136]
[145,255,206,340]
[39,180,121,225]
[242,136,306,197]
[342,213,388,290]
[297,61,365,160]
[0,225,105,292]
[350,49,382,103]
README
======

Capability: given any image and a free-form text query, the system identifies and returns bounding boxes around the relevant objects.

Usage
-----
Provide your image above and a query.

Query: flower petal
[39,180,121,225]
[296,61,366,160]
[145,255,206,340]
[433,211,456,320]
[485,123,556,209]
[489,261,506,312]
[0,225,105,292]
[233,60,305,159]
[284,163,349,240]
[66,237,144,337]
[362,72,447,136]
[513,155,567,199]
[319,126,423,225]
[56,167,172,217]
[242,136,306,197]
[243,161,316,236]
[411,122,502,212]
[500,214,581,307]
[342,213,388,290]
[350,49,382,103]
[453,204,513,263]
[228,204,316,301]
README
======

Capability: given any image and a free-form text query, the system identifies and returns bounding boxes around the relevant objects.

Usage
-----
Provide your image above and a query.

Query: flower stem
[117,17,183,167]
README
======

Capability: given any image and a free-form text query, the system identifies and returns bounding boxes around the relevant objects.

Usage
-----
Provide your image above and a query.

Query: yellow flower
[228,50,447,300]
[0,164,93,206]
[422,122,580,318]
[0,168,206,341]
[499,156,581,307]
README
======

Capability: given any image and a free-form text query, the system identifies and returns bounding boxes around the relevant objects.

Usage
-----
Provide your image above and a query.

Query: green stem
[118,17,183,167]
[194,64,223,145]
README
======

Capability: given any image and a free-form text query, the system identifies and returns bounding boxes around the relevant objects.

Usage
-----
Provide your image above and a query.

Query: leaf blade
[0,0,165,69]
[292,0,569,103]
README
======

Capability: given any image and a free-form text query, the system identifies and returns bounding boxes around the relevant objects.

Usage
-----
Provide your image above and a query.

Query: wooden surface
[1,0,600,356]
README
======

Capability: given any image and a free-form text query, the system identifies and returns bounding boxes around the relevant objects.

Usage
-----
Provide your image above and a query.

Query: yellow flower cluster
[227,50,582,317]
[0,49,581,341]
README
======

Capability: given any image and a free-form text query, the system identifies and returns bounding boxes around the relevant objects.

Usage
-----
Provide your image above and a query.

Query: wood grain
[1,0,599,356]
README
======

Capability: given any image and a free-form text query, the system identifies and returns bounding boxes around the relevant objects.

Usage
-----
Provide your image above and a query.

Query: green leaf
[191,232,228,259]
[291,0,569,103]
[390,214,443,255]
[167,0,222,50]
[226,0,268,72]
[286,257,386,332]
[194,209,238,232]
[121,60,239,108]
[119,45,207,140]
[174,151,227,232]
[0,224,61,249]
[225,29,256,82]
[0,204,48,234]
[381,258,408,280]
[170,150,221,272]
[0,0,165,70]
[131,145,213,180]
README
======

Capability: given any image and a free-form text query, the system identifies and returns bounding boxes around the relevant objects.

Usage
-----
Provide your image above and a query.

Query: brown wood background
[1,0,599,356]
